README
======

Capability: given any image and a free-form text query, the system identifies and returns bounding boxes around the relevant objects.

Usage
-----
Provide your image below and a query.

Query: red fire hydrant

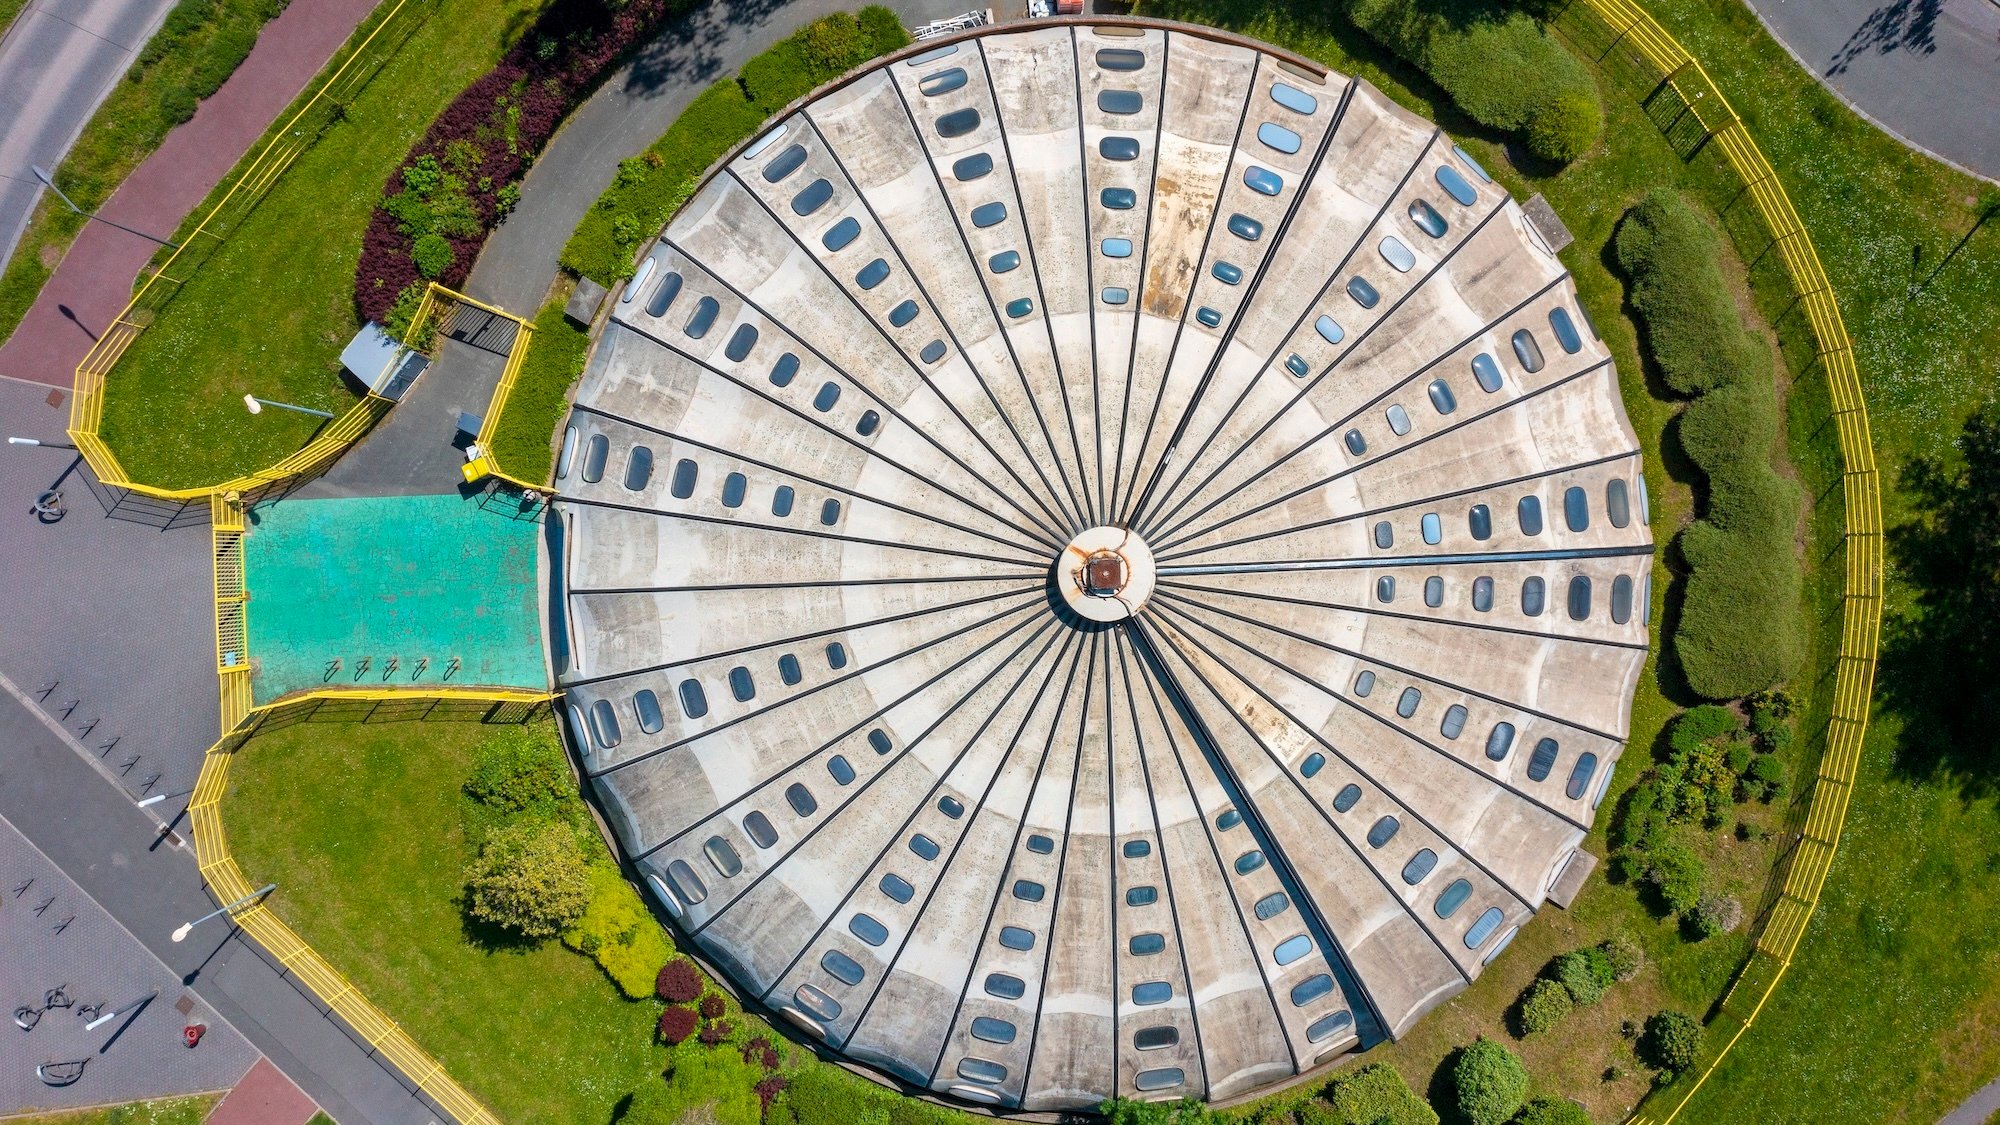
[183,1023,205,1049]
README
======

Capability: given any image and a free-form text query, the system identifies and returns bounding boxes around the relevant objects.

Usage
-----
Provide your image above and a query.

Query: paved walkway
[0,0,379,389]
[1942,1072,2000,1124]
[332,0,979,494]
[205,1056,320,1125]
[1743,0,2000,184]
[0,0,178,272]
[0,811,257,1116]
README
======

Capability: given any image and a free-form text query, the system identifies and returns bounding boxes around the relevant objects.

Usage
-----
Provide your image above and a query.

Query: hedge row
[1342,0,1601,165]
[561,7,910,284]
[1614,189,1803,698]
[354,0,701,326]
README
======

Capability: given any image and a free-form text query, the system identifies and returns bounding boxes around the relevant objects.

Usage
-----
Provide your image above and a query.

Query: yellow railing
[452,289,542,491]
[189,689,552,1125]
[1560,2,1883,1121]
[65,0,435,502]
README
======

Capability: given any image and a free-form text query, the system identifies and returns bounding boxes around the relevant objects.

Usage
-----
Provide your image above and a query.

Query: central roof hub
[1059,527,1155,623]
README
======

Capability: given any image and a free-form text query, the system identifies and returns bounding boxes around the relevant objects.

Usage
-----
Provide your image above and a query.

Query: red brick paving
[0,0,379,389]
[205,1056,320,1125]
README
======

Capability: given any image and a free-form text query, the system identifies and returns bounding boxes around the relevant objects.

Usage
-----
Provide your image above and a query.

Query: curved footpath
[312,0,981,496]
[1742,0,1999,183]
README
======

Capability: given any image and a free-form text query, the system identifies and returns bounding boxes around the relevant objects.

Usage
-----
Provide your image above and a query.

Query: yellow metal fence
[454,291,541,491]
[189,690,551,1125]
[1561,2,1884,1121]
[66,0,435,502]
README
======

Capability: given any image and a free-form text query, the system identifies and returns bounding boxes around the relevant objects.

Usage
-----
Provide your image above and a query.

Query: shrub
[1515,977,1572,1035]
[561,864,674,998]
[461,819,589,940]
[1677,514,1805,697]
[699,992,728,1019]
[1450,1037,1529,1125]
[858,5,911,56]
[1746,689,1796,732]
[160,85,200,126]
[1724,742,1754,775]
[1552,947,1614,1006]
[1668,705,1741,754]
[464,723,574,816]
[797,12,867,77]
[656,1005,699,1045]
[411,233,454,278]
[641,1040,765,1125]
[1600,933,1644,981]
[699,1018,733,1045]
[656,958,704,1003]
[1320,1062,1437,1125]
[1524,90,1599,164]
[1102,1098,1215,1125]
[740,39,816,110]
[1645,842,1705,915]
[1639,1011,1704,1075]
[486,300,591,484]
[1344,0,1600,165]
[1512,1096,1592,1125]
[1611,778,1668,852]
[1614,191,1767,398]
[1744,752,1786,801]
[1689,892,1744,939]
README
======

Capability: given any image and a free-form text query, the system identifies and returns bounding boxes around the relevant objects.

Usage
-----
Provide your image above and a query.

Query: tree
[1639,1011,1704,1075]
[1450,1037,1529,1125]
[462,819,588,940]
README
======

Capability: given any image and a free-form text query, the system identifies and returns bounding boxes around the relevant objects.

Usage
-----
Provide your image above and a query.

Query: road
[1743,0,2000,183]
[0,0,178,272]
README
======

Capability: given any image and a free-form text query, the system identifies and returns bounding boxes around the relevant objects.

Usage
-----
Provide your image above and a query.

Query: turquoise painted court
[243,493,546,703]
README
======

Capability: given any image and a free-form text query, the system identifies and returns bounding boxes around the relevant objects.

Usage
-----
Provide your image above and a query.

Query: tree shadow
[1827,0,1942,76]
[1879,396,2000,794]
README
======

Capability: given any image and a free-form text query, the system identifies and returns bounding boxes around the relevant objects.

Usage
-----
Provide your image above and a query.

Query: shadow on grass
[1879,394,2000,795]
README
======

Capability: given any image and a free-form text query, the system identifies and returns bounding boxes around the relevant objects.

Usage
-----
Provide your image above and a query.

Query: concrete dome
[548,18,1651,1110]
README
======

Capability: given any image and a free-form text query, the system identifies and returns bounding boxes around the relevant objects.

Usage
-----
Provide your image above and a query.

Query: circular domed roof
[549,18,1651,1111]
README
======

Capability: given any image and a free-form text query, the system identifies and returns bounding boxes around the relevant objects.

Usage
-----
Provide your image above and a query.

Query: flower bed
[353,0,693,332]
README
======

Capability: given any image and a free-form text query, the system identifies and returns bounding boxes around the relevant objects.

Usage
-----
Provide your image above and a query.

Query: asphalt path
[323,0,984,495]
[1744,0,2000,183]
[0,675,445,1125]
[0,0,178,272]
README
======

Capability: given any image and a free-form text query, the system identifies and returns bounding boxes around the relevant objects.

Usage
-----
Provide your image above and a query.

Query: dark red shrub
[655,959,702,1003]
[760,1047,780,1071]
[656,1006,698,1045]
[740,1036,771,1065]
[754,1075,788,1109]
[697,1018,732,1045]
[697,993,726,1019]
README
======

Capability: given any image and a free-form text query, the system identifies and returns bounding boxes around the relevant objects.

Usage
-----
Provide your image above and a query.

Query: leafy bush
[859,5,908,55]
[1612,778,1668,852]
[655,1005,699,1046]
[1600,933,1643,981]
[1645,842,1706,915]
[699,992,727,1019]
[1639,1010,1704,1075]
[655,958,704,1003]
[1318,1062,1437,1125]
[1724,742,1754,774]
[1689,892,1744,939]
[740,39,817,110]
[1614,191,1767,398]
[1343,0,1600,166]
[462,819,589,940]
[408,232,453,277]
[1511,1097,1591,1125]
[1450,1037,1529,1125]
[799,12,867,77]
[464,723,575,817]
[561,864,674,997]
[1102,1098,1215,1125]
[1515,978,1572,1035]
[1669,705,1742,754]
[780,1064,962,1125]
[1743,752,1787,801]
[1552,947,1614,1006]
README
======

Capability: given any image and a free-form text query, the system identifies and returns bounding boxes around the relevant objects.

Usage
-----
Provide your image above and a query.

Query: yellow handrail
[1562,2,1883,1121]
[189,689,552,1125]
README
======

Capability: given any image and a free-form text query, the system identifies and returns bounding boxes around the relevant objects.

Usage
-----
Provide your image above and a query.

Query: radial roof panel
[547,19,1651,1111]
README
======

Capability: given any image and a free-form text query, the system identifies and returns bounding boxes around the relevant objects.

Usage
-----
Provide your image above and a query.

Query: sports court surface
[243,492,545,703]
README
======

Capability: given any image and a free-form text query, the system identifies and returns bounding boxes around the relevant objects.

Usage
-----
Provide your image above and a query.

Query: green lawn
[1141,0,2000,1121]
[224,717,668,1123]
[95,0,545,490]
[6,1095,221,1125]
[488,293,590,485]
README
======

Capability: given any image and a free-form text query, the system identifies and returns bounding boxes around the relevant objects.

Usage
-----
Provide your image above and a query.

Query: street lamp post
[7,436,76,449]
[31,166,181,249]
[171,884,275,942]
[243,394,334,420]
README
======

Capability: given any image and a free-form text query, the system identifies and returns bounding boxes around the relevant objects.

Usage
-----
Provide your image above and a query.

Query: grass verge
[94,0,546,490]
[0,0,292,346]
[488,294,589,485]
[5,1094,222,1125]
